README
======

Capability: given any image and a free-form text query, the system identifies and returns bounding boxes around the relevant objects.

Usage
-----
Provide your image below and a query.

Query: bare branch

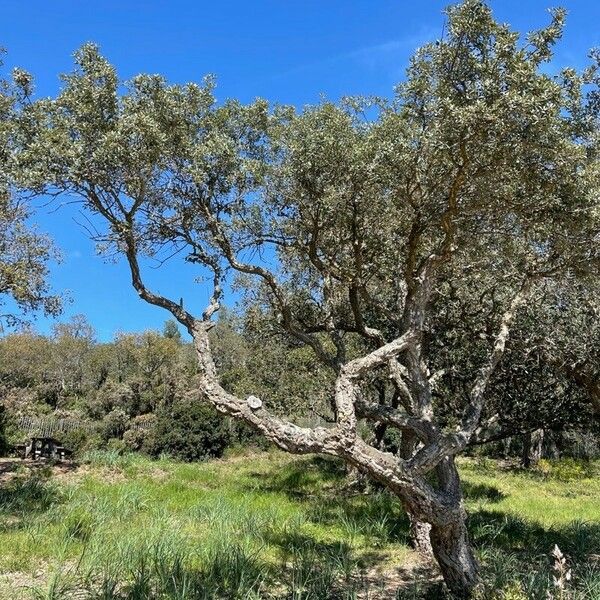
[355,398,436,441]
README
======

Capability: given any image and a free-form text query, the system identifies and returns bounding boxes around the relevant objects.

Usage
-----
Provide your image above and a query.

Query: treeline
[0,298,598,465]
[0,311,333,460]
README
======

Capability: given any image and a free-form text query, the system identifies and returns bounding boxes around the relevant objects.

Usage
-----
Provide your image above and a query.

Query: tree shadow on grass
[309,489,412,546]
[245,457,599,597]
[470,509,600,560]
[267,529,450,599]
[245,454,346,499]
[264,529,376,597]
[271,529,354,560]
[462,481,506,503]
[246,455,414,547]
[467,510,600,597]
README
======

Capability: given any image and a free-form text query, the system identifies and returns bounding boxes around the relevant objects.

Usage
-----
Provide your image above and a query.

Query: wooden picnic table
[14,436,72,461]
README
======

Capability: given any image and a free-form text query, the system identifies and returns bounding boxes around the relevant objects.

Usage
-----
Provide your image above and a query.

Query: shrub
[534,458,598,481]
[122,414,156,452]
[143,397,231,462]
[105,437,128,455]
[227,418,271,451]
[59,427,92,456]
[100,409,130,442]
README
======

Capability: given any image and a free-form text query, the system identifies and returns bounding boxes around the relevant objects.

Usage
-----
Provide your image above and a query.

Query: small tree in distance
[12,1,599,596]
[162,319,182,341]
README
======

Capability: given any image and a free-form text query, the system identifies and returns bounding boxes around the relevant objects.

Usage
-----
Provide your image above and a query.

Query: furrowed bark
[429,515,479,598]
[401,430,434,557]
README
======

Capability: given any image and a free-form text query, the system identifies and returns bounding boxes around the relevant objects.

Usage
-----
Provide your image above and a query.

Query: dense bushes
[0,315,326,461]
[142,397,231,462]
[533,458,599,481]
[1,312,597,466]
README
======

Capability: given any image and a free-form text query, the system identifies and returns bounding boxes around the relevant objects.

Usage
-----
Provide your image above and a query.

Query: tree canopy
[0,50,61,328]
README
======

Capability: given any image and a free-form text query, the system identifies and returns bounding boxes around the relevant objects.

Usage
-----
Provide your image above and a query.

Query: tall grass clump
[474,522,600,600]
[43,523,268,599]
[281,537,359,599]
[81,449,141,472]
[0,470,59,515]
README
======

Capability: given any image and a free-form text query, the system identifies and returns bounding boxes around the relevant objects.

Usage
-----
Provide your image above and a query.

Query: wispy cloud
[347,29,436,65]
[275,26,439,83]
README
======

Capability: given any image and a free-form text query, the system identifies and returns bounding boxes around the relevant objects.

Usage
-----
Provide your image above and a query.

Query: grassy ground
[0,450,598,599]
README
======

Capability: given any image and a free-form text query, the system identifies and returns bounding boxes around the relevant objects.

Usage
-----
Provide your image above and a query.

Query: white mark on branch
[247,395,263,410]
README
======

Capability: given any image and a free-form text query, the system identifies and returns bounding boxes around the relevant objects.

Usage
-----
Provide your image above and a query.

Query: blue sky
[1,0,599,340]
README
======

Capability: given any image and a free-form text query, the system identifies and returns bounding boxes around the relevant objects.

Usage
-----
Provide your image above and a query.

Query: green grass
[0,451,599,599]
[461,458,600,526]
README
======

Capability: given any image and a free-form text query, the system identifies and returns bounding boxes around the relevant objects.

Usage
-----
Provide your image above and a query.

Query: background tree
[0,50,61,329]
[162,318,182,341]
[427,275,599,465]
[12,2,599,595]
[49,314,95,399]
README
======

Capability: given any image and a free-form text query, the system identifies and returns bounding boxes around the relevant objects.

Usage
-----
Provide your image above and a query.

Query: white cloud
[274,26,439,83]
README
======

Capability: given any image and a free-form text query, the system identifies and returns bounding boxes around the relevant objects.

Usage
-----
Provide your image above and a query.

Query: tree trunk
[522,428,544,467]
[400,430,434,556]
[409,513,433,555]
[345,464,369,491]
[547,430,560,459]
[501,436,511,459]
[429,516,479,598]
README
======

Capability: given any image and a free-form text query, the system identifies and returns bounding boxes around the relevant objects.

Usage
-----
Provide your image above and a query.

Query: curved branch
[198,202,339,369]
[122,235,198,329]
[355,399,436,441]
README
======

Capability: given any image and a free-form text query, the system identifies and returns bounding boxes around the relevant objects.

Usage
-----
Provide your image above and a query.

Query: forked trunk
[429,516,479,598]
